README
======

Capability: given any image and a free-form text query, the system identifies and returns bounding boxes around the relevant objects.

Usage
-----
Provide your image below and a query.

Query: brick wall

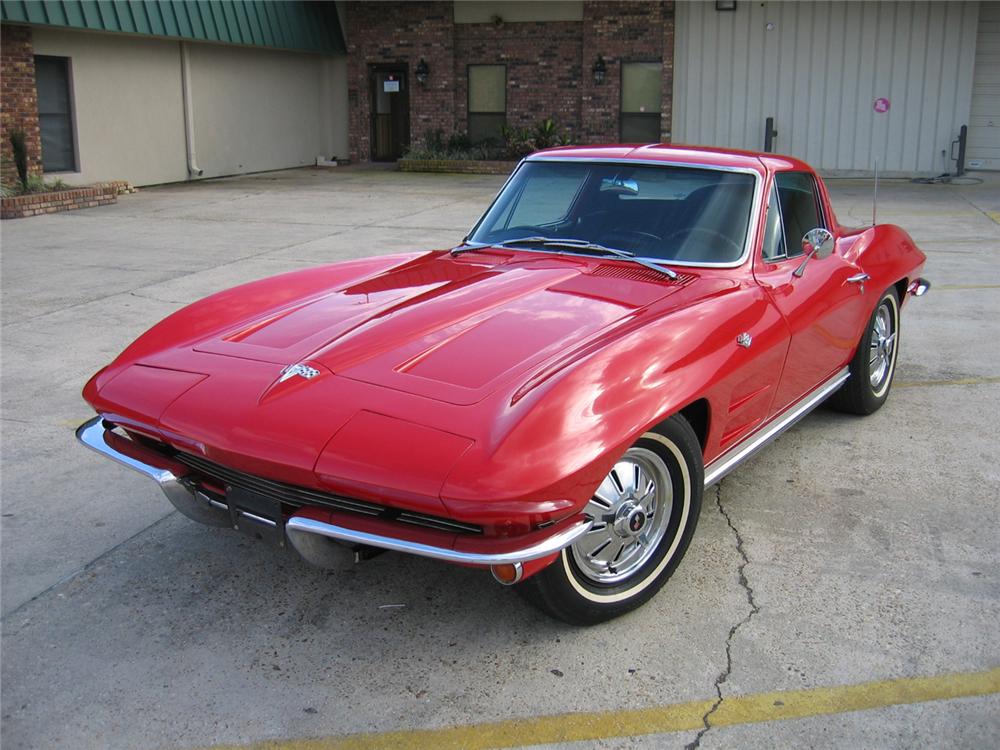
[453,21,582,135]
[581,1,675,143]
[1,24,43,185]
[345,1,455,162]
[344,1,675,161]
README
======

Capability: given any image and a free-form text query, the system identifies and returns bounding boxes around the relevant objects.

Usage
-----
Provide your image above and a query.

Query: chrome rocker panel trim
[703,366,850,488]
[285,515,593,567]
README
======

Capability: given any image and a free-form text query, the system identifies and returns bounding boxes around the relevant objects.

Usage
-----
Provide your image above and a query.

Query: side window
[775,172,823,258]
[761,185,785,261]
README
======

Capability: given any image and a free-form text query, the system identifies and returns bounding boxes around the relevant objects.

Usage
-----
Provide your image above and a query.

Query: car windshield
[468,161,756,264]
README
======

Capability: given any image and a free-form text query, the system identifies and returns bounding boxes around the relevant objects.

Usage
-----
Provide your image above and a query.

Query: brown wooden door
[371,67,410,161]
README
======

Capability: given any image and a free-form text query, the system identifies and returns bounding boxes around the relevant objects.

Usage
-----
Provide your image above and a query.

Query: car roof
[527,143,814,175]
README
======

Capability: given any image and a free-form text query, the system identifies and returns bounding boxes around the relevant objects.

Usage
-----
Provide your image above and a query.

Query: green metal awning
[1,0,345,54]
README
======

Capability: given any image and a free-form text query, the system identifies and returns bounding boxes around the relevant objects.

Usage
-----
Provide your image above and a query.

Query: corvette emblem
[736,332,752,349]
[278,363,320,383]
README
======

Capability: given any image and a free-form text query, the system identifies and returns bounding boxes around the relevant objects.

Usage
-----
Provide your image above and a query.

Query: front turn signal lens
[490,563,523,585]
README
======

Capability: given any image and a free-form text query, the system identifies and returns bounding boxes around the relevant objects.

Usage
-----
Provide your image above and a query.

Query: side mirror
[793,228,835,278]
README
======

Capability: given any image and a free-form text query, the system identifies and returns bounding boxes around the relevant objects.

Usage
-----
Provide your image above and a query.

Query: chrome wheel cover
[571,447,673,585]
[869,300,897,391]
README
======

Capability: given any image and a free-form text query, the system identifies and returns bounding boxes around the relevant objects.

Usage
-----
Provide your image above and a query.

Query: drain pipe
[180,42,204,178]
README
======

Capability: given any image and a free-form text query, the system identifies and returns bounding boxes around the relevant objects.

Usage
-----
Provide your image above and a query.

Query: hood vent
[592,264,697,285]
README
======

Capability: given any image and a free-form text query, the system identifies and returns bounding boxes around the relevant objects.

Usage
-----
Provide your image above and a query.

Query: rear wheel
[830,286,900,415]
[518,414,703,625]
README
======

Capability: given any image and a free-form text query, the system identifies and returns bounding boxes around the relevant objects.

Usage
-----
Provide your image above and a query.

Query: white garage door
[672,1,980,176]
[968,2,1000,169]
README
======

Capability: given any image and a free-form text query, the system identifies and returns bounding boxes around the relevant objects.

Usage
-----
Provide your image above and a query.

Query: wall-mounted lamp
[415,58,429,86]
[592,55,607,85]
[715,1,737,10]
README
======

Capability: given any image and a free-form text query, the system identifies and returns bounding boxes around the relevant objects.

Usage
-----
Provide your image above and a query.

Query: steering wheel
[663,227,742,261]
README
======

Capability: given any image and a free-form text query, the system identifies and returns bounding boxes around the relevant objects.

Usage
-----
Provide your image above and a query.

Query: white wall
[968,1,1000,169]
[672,1,981,176]
[190,43,327,178]
[322,56,350,162]
[32,28,348,186]
[33,28,189,186]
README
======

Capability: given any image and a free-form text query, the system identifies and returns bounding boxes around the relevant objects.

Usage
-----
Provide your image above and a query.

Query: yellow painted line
[920,238,1000,245]
[986,210,1000,225]
[934,284,1000,290]
[203,666,1000,750]
[896,375,1000,389]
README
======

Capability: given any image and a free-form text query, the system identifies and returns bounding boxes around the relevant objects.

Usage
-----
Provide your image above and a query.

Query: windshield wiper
[539,239,679,280]
[453,237,678,279]
[450,236,573,257]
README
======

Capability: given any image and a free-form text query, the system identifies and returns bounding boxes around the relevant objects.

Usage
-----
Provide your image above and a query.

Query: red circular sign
[873,97,890,114]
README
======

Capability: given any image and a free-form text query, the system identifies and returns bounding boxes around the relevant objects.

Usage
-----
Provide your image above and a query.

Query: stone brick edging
[398,159,518,176]
[1,184,119,219]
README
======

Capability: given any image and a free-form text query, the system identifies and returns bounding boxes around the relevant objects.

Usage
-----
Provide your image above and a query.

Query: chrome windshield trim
[467,155,764,270]
[286,515,593,566]
[703,367,850,488]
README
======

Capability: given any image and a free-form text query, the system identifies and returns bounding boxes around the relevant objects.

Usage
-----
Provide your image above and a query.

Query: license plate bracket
[226,486,285,547]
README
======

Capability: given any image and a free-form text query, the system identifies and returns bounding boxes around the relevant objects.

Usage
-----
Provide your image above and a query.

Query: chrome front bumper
[75,417,592,570]
[284,513,591,566]
[76,417,230,527]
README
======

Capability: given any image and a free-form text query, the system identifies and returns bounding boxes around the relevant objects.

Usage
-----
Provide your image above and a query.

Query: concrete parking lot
[1,165,998,749]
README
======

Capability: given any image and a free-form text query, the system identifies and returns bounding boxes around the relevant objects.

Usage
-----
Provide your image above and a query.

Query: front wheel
[518,414,703,625]
[829,286,901,415]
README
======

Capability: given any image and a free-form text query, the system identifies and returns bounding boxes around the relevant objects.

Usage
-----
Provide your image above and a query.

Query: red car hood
[190,251,687,406]
[86,250,722,515]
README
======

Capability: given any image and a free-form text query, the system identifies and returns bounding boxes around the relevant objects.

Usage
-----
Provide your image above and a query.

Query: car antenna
[872,157,879,227]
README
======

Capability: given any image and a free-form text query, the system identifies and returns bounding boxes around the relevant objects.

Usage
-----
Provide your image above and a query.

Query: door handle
[846,272,870,292]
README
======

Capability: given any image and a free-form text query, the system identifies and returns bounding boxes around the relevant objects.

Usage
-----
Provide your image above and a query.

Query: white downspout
[180,42,203,177]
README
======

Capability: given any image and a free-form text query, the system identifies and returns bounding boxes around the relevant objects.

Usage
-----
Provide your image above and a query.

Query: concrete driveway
[1,166,998,749]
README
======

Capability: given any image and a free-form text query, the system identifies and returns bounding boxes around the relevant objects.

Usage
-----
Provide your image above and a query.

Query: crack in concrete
[128,290,186,305]
[686,480,760,750]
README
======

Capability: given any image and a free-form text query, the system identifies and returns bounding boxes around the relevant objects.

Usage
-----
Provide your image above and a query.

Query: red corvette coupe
[78,145,929,624]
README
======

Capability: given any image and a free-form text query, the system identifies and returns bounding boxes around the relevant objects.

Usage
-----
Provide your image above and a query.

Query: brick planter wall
[1,24,43,186]
[1,184,118,219]
[398,158,517,175]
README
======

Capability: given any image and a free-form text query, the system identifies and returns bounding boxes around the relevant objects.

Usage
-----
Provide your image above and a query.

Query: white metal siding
[969,2,1000,169]
[672,1,980,176]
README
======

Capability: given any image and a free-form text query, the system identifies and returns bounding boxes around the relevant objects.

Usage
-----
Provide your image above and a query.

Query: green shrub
[407,118,575,162]
[1,174,72,197]
[9,131,29,190]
